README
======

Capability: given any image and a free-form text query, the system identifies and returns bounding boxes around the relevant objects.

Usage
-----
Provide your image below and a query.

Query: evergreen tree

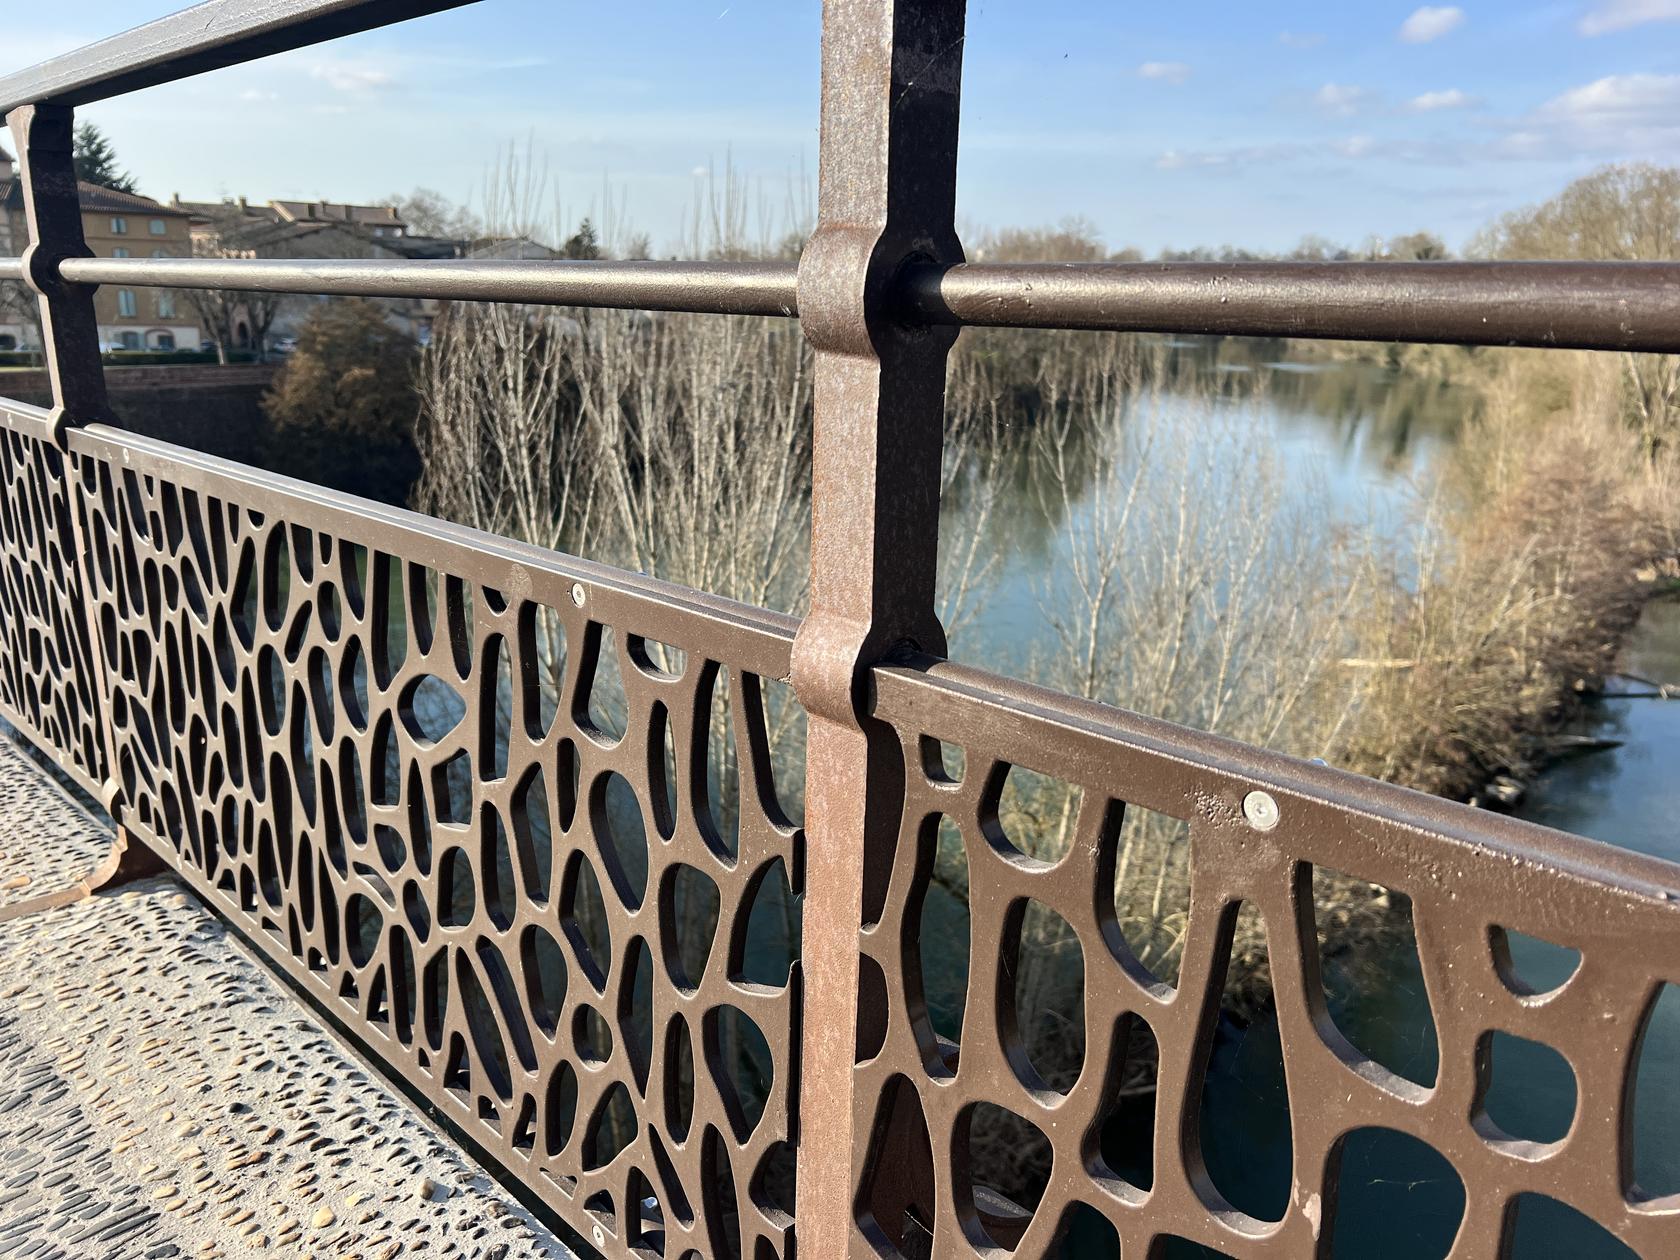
[559,218,601,260]
[72,122,138,194]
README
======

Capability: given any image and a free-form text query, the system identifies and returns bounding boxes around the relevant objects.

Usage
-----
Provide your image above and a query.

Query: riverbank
[1331,351,1680,803]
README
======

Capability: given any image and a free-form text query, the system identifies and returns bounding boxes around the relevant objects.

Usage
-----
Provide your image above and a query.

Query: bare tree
[1472,163,1680,454]
[386,186,483,240]
[0,279,43,359]
[972,216,1107,263]
[180,205,296,362]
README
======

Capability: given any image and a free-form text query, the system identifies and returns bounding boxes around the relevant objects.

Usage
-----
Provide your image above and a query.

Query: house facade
[1,145,205,353]
[171,195,462,346]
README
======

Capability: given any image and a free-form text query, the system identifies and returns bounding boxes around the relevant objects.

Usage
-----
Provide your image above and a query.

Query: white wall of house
[98,325,203,352]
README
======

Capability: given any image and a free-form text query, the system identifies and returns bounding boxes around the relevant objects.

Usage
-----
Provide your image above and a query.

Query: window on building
[0,335,15,352]
[112,247,129,259]
[148,219,166,235]
[151,248,169,260]
[151,332,175,351]
[117,289,137,317]
[110,217,128,235]
[117,331,141,351]
[156,291,176,319]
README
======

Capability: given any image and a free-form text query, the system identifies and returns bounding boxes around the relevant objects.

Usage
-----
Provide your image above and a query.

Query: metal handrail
[905,258,1680,352]
[56,256,801,318]
[35,254,1680,351]
[0,0,476,113]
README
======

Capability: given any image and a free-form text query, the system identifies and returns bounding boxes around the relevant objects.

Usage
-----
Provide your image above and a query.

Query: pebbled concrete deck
[0,738,577,1260]
[0,743,109,911]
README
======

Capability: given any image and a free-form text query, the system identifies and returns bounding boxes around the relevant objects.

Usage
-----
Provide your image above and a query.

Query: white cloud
[1539,71,1680,123]
[1494,72,1680,160]
[1315,83,1372,116]
[1153,69,1680,174]
[1408,88,1480,111]
[1138,61,1191,85]
[1155,146,1265,171]
[1579,0,1680,34]
[238,89,279,103]
[1155,136,1404,172]
[308,60,396,93]
[1399,6,1466,43]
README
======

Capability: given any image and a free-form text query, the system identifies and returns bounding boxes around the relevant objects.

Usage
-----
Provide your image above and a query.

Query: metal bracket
[0,827,166,924]
[5,102,114,446]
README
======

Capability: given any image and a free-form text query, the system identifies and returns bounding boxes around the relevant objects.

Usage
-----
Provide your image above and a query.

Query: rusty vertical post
[792,0,967,1254]
[6,104,113,441]
[7,103,154,883]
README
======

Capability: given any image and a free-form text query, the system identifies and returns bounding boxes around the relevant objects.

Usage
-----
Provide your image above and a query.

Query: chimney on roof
[0,150,13,182]
[237,196,248,212]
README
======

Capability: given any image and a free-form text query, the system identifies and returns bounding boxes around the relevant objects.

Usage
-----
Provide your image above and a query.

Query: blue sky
[6,1,1680,254]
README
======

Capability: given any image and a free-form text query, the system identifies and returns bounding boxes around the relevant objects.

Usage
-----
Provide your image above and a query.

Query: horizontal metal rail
[0,259,22,282]
[905,259,1680,352]
[0,0,478,114]
[56,256,801,318]
[41,255,1680,351]
[872,652,1680,904]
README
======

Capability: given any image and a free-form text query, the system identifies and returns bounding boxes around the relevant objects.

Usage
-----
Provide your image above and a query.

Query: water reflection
[944,334,1467,676]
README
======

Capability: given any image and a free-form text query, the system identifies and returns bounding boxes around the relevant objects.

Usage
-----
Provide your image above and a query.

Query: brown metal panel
[860,655,1680,1256]
[0,399,107,794]
[65,421,804,1259]
[791,2,968,1256]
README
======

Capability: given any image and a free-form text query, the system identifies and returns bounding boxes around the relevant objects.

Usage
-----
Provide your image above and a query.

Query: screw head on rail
[1242,790,1280,832]
[571,582,586,608]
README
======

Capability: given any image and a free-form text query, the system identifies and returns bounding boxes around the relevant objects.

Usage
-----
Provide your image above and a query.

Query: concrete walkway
[0,739,577,1260]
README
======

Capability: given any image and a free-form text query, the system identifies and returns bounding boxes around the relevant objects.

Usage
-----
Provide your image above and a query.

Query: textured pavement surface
[0,739,577,1260]
[0,741,108,911]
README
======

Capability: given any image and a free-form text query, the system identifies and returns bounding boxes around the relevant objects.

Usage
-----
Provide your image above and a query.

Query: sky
[4,1,1680,256]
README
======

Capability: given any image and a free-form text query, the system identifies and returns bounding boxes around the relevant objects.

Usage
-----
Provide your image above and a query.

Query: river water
[986,338,1680,1258]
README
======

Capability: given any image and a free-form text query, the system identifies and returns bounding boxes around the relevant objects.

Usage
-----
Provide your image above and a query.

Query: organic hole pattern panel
[862,657,1680,1258]
[68,429,803,1260]
[0,406,106,792]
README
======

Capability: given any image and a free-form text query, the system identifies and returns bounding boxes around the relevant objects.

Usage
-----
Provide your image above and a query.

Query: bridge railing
[1,3,1677,1257]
